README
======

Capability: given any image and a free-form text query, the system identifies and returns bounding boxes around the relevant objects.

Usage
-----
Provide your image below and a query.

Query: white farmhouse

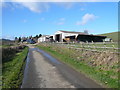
[54,30,85,42]
[38,35,49,43]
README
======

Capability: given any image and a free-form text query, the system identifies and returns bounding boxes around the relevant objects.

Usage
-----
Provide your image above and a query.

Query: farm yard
[36,42,119,88]
[1,31,119,88]
[2,1,119,88]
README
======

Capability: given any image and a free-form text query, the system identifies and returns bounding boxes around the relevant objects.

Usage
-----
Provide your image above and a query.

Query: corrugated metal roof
[59,30,106,37]
[59,30,86,34]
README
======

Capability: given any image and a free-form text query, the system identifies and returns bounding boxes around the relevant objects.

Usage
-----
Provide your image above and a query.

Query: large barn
[38,30,107,43]
[54,30,106,42]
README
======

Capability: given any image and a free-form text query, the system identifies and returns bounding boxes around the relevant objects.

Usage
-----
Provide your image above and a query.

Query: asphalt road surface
[21,45,102,88]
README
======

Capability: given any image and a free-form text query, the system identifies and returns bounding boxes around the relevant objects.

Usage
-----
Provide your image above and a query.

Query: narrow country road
[21,45,102,88]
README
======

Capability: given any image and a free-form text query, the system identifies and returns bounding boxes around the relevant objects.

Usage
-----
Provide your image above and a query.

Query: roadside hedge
[2,46,29,88]
[2,45,26,63]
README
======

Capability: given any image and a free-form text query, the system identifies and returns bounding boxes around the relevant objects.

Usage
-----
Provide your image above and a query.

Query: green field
[0,67,2,90]
[99,31,119,42]
[0,45,15,48]
[2,47,28,88]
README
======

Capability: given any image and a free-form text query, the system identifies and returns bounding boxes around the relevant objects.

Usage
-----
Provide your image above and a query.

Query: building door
[55,34,60,42]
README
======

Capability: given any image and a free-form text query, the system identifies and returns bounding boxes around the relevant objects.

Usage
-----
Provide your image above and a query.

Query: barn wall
[54,31,79,42]
[77,35,106,42]
[38,37,46,42]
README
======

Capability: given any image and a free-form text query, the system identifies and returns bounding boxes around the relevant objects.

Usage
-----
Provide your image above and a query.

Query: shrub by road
[2,45,28,88]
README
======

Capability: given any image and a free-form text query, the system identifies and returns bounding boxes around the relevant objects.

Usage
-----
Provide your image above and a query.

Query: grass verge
[37,45,118,88]
[2,47,29,88]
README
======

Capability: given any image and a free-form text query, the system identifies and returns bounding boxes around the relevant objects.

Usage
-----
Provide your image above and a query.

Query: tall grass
[2,47,28,88]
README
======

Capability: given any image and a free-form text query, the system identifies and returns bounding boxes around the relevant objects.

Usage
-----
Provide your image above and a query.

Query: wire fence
[40,41,119,54]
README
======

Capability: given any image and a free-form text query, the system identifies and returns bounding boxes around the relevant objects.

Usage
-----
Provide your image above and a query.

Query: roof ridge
[59,30,84,33]
[59,30,81,32]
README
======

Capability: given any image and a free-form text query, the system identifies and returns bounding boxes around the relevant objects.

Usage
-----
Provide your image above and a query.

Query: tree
[39,34,42,37]
[18,37,21,42]
[15,37,18,43]
[35,35,39,38]
[15,37,18,40]
[29,35,32,39]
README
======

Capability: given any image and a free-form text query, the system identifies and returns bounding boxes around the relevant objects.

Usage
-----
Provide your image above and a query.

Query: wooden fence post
[112,44,115,52]
[86,41,89,50]
[80,42,82,48]
[111,40,115,52]
[92,41,95,49]
[103,41,106,52]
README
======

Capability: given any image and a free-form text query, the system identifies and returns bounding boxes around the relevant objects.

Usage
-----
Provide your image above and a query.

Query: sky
[1,0,119,40]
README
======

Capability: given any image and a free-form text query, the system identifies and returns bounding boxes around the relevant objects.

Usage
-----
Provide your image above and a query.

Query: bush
[2,45,26,63]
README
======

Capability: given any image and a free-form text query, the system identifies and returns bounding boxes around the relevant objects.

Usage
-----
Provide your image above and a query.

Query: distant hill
[0,39,14,45]
[99,31,119,42]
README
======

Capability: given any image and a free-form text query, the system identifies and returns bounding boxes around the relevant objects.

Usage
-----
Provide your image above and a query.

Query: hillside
[0,39,14,46]
[99,31,119,42]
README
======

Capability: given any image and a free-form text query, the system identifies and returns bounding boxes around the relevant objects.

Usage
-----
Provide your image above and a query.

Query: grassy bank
[100,31,119,42]
[2,46,29,88]
[37,44,118,88]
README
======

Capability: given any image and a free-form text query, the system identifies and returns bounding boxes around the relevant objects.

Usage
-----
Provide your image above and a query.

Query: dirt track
[21,45,102,88]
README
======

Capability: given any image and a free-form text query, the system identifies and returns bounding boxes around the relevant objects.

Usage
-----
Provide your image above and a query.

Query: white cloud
[17,2,50,13]
[1,2,73,13]
[2,35,15,40]
[1,0,118,13]
[55,2,74,9]
[56,17,66,25]
[57,22,64,25]
[1,0,119,2]
[2,1,50,13]
[59,18,65,21]
[1,2,10,8]
[80,8,85,11]
[23,19,27,23]
[24,3,42,13]
[76,13,97,25]
[40,17,45,21]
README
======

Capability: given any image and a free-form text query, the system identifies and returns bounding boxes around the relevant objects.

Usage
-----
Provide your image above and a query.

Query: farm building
[54,30,85,42]
[38,35,49,42]
[104,38,112,42]
[76,34,107,42]
[53,30,107,42]
[49,35,55,42]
